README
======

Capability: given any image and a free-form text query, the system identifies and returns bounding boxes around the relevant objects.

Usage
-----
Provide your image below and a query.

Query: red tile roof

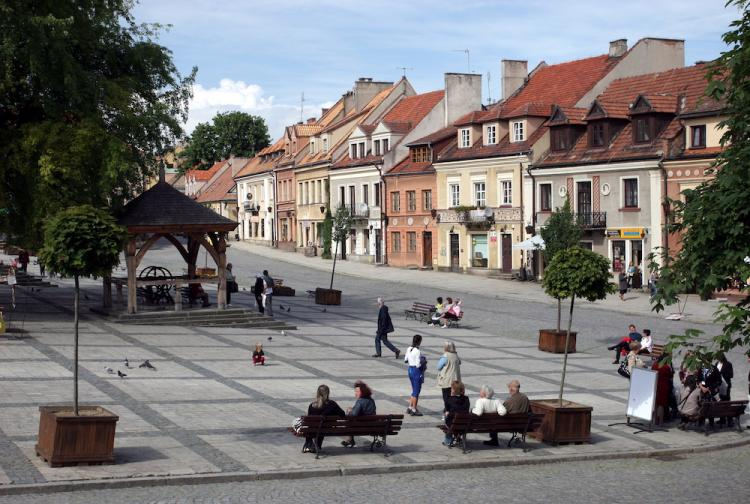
[196,165,237,203]
[546,106,587,126]
[233,156,262,179]
[185,160,226,182]
[631,94,679,114]
[408,126,457,146]
[382,90,444,124]
[502,102,552,119]
[438,127,546,162]
[454,110,487,126]
[385,157,434,176]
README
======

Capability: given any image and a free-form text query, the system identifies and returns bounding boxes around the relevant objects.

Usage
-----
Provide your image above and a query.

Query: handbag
[292,416,304,433]
[617,360,630,379]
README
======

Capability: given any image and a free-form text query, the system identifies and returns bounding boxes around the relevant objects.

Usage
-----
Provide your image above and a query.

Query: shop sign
[606,228,645,239]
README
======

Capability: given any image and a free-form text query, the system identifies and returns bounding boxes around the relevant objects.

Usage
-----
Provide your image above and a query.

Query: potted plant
[531,246,616,444]
[36,206,125,466]
[537,198,583,353]
[315,205,351,305]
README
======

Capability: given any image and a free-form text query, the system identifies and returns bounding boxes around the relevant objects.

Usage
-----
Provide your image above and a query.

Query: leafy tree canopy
[543,247,616,303]
[39,205,125,278]
[332,205,353,244]
[539,197,583,264]
[0,0,196,249]
[651,0,750,364]
[181,111,270,169]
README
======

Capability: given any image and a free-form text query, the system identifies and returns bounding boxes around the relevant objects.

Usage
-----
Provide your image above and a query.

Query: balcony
[438,207,522,225]
[350,204,370,220]
[575,212,607,229]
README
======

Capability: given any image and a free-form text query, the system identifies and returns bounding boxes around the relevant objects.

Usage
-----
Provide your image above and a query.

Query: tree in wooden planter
[532,247,616,445]
[320,208,333,260]
[315,205,351,305]
[37,205,125,465]
[538,198,582,352]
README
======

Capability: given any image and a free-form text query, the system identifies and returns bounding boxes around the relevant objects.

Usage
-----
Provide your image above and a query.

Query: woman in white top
[639,329,653,354]
[404,334,424,416]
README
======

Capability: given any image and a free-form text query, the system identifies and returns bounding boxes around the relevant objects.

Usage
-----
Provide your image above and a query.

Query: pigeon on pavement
[105,367,115,374]
[139,360,156,370]
[279,304,285,311]
[267,336,273,341]
[281,330,286,337]
[322,308,327,313]
[124,358,130,368]
[84,293,89,300]
[117,370,127,378]
[286,306,291,312]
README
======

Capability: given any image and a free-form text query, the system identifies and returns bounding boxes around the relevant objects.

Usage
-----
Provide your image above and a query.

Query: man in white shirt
[472,384,507,446]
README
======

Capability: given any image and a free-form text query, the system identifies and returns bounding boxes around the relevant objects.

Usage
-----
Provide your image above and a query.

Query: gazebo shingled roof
[118,181,237,233]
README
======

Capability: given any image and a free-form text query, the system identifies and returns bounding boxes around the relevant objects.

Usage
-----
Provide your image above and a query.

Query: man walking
[262,269,274,317]
[374,297,400,358]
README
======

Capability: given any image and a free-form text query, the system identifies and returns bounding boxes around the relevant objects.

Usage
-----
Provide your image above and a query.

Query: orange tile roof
[293,123,323,137]
[438,127,546,162]
[408,125,457,146]
[454,110,487,126]
[185,160,226,182]
[257,138,285,156]
[196,165,237,203]
[233,156,262,179]
[385,157,434,176]
[382,90,444,124]
[546,106,587,126]
[501,102,553,119]
[632,94,679,114]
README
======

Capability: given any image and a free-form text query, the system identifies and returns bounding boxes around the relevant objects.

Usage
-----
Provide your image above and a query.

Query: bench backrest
[298,415,404,436]
[411,302,434,312]
[449,412,535,432]
[701,400,748,417]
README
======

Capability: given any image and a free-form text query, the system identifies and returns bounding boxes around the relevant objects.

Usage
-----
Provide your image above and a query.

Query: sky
[132,0,739,139]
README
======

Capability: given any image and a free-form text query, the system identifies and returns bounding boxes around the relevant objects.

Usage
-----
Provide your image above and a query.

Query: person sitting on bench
[503,379,530,414]
[428,297,444,326]
[303,384,345,453]
[678,375,702,428]
[341,380,376,448]
[189,283,210,307]
[472,384,507,446]
[439,298,462,328]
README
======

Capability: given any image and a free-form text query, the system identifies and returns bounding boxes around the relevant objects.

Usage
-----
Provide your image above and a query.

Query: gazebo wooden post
[125,238,137,314]
[216,234,227,310]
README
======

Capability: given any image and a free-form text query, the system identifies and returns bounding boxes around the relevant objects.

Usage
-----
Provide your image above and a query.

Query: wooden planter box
[315,288,341,305]
[530,399,592,445]
[538,329,577,353]
[36,406,119,467]
[273,286,296,297]
[196,267,216,277]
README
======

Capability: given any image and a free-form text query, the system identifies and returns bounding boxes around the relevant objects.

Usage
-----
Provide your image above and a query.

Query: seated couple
[607,324,653,364]
[428,296,463,328]
[442,380,529,447]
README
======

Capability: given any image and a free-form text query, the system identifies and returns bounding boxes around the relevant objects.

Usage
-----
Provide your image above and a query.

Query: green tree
[539,197,583,332]
[321,208,333,260]
[181,111,270,169]
[0,1,195,250]
[329,205,352,290]
[650,0,750,368]
[543,247,616,404]
[39,206,125,416]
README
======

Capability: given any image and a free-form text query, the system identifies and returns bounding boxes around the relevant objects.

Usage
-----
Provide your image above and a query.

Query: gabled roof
[185,160,227,181]
[546,106,587,126]
[258,138,285,156]
[196,165,237,204]
[407,125,457,146]
[385,157,434,176]
[233,156,262,179]
[586,99,630,120]
[118,181,237,233]
[628,94,679,115]
[501,102,552,119]
[293,123,323,137]
[438,127,546,163]
[454,109,487,126]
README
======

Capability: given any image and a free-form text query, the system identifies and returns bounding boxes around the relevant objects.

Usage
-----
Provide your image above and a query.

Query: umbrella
[512,235,545,250]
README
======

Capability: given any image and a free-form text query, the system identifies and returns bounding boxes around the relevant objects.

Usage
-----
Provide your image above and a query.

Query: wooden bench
[446,311,463,327]
[697,400,748,435]
[643,343,665,360]
[289,414,404,459]
[404,302,434,322]
[438,411,544,453]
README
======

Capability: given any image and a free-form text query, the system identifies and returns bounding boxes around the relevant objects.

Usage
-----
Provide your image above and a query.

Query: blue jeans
[375,332,398,356]
[408,366,423,397]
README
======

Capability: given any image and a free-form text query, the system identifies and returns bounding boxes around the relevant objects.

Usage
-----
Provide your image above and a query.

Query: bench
[697,400,748,435]
[648,343,665,360]
[446,311,463,328]
[289,414,404,459]
[438,411,544,453]
[404,302,434,322]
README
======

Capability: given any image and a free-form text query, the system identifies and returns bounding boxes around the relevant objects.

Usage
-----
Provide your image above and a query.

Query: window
[690,125,706,148]
[501,180,512,205]
[322,137,328,152]
[407,232,417,252]
[422,190,432,211]
[473,182,486,207]
[317,180,322,203]
[374,183,381,207]
[449,183,460,207]
[512,121,524,142]
[411,146,431,162]
[339,186,345,208]
[590,122,606,147]
[486,125,496,144]
[634,117,651,143]
[349,185,355,211]
[298,182,303,204]
[551,128,570,151]
[363,184,369,205]
[374,139,381,155]
[350,144,357,159]
[305,182,310,204]
[309,140,315,154]
[460,129,471,148]
[406,191,416,211]
[391,191,400,212]
[358,142,365,158]
[391,232,401,253]
[382,138,389,152]
[540,183,552,211]
[623,178,639,208]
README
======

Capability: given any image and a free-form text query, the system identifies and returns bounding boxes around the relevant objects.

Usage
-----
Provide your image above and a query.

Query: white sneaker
[441,325,447,328]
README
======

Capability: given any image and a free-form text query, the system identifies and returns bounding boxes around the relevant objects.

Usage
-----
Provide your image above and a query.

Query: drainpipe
[526,163,537,278]
[658,155,668,264]
[272,169,278,248]
[376,164,387,265]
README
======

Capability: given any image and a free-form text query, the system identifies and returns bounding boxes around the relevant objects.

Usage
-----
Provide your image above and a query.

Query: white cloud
[185,79,325,140]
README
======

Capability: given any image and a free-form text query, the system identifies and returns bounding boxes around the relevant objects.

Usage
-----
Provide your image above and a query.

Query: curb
[1,436,748,496]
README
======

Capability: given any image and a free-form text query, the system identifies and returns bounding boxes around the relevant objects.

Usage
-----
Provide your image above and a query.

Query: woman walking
[437,341,461,412]
[404,335,425,416]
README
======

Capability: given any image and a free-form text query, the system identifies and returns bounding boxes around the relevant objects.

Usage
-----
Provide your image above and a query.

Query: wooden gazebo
[116,176,238,314]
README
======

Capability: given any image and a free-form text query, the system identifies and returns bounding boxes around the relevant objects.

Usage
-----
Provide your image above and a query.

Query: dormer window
[460,128,471,148]
[486,125,497,145]
[634,117,652,143]
[411,146,431,163]
[322,137,328,153]
[512,121,525,142]
[382,138,390,152]
[358,142,365,158]
[589,122,606,147]
[690,125,706,148]
[309,139,316,154]
[350,144,357,159]
[551,128,572,151]
[374,139,381,155]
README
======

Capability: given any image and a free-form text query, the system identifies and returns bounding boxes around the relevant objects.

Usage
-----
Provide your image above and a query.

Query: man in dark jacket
[253,274,265,314]
[374,297,400,358]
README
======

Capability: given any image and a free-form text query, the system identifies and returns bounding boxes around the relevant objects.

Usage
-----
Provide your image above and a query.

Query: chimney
[609,39,628,57]
[307,117,316,124]
[444,73,482,127]
[353,78,392,112]
[502,60,527,100]
[321,107,329,116]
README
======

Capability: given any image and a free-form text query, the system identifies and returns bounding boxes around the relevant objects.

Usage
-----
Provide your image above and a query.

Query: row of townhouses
[183,38,725,286]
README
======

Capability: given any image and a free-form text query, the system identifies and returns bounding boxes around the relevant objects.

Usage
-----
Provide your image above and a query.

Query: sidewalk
[232,242,722,325]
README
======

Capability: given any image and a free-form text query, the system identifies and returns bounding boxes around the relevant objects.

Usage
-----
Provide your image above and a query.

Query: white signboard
[626,367,657,422]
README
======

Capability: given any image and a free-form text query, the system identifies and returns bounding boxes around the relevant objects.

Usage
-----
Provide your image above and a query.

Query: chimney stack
[609,39,628,58]
[501,60,527,100]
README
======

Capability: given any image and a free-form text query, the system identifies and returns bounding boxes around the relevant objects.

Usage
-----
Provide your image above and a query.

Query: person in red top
[651,353,674,425]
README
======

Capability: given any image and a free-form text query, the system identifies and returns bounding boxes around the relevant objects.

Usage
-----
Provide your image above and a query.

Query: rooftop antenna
[452,49,471,73]
[396,66,414,78]
[487,71,492,104]
[300,92,305,123]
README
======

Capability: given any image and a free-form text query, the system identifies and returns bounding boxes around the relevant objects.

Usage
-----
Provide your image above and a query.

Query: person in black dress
[442,380,470,446]
[304,384,345,453]
[253,274,265,313]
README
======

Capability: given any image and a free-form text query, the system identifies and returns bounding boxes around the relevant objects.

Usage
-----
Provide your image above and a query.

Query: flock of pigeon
[104,358,156,378]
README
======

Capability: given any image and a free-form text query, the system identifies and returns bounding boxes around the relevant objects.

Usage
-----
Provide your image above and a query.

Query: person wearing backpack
[404,334,425,416]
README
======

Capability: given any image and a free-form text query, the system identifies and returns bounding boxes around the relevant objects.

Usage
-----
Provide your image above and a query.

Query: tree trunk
[558,295,575,405]
[74,275,80,416]
[556,298,562,333]
[329,241,339,290]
